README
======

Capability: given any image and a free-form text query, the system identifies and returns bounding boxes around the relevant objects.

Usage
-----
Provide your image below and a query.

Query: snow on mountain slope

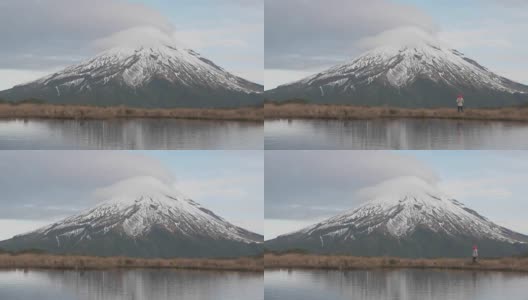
[267,43,528,107]
[33,46,261,94]
[295,44,527,93]
[293,177,525,244]
[28,177,261,245]
[0,44,263,108]
[0,177,262,258]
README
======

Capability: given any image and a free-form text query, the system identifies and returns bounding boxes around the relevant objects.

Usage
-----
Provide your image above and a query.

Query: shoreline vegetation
[264,102,528,122]
[264,253,528,273]
[0,103,263,122]
[0,253,263,272]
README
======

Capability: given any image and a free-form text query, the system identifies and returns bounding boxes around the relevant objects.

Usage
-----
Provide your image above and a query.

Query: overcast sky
[0,0,263,90]
[0,151,263,240]
[265,151,528,240]
[265,0,528,89]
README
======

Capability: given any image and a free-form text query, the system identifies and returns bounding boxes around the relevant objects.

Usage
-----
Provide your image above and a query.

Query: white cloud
[265,0,528,88]
[356,176,444,201]
[265,151,438,220]
[0,0,173,69]
[94,176,186,201]
[358,26,444,50]
[265,0,436,70]
[93,25,254,52]
[92,26,185,51]
[0,0,262,87]
[0,151,173,219]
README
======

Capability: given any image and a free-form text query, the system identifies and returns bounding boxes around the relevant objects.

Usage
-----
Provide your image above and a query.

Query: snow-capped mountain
[0,180,263,258]
[0,45,263,108]
[265,177,528,258]
[266,43,528,108]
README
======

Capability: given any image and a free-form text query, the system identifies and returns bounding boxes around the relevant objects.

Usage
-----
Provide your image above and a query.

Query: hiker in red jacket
[457,94,465,112]
[472,245,478,263]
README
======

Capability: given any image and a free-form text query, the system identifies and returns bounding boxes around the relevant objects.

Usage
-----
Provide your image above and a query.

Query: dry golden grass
[264,253,528,272]
[264,103,528,122]
[0,254,263,272]
[0,103,263,122]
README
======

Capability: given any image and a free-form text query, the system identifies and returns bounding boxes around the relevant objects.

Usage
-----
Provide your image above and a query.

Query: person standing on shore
[472,245,478,263]
[457,94,465,112]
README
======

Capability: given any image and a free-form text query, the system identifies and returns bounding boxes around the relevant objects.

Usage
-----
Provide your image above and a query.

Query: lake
[0,269,263,300]
[265,119,528,149]
[264,269,528,300]
[0,118,263,149]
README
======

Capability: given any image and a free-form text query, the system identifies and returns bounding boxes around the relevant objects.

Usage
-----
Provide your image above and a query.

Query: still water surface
[0,269,263,300]
[265,269,528,300]
[0,118,263,149]
[265,119,528,149]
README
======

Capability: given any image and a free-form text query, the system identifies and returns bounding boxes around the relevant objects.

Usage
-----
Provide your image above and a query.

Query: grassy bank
[264,103,528,122]
[0,254,263,272]
[0,103,263,122]
[264,253,528,273]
